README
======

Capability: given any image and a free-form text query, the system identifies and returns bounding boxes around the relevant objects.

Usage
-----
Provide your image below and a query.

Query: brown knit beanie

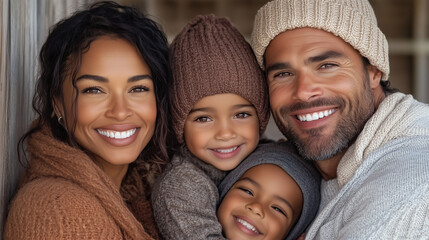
[170,14,270,144]
[252,0,390,80]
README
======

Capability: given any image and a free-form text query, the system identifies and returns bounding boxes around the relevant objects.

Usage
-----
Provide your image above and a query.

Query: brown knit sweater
[4,125,160,240]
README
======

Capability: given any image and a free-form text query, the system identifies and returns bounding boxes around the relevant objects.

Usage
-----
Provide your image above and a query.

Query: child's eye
[130,85,149,93]
[238,187,253,196]
[234,112,251,119]
[195,116,212,122]
[272,206,286,216]
[82,87,103,94]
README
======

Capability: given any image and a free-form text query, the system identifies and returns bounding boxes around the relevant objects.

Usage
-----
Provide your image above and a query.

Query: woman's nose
[105,94,133,120]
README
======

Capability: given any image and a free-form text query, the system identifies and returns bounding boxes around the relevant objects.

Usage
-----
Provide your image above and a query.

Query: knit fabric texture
[251,0,390,80]
[152,146,228,239]
[219,141,321,240]
[4,124,158,240]
[170,14,270,143]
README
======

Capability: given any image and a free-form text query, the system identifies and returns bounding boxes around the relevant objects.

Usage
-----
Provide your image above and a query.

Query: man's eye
[82,87,102,94]
[195,116,212,122]
[273,71,292,78]
[320,63,338,69]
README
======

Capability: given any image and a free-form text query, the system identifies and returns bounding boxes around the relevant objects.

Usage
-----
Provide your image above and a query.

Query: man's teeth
[237,218,260,234]
[297,109,335,122]
[97,128,137,139]
[214,146,238,153]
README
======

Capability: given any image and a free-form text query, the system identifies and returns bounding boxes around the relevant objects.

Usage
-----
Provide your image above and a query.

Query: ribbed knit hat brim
[170,14,270,143]
[251,0,389,80]
[219,141,321,240]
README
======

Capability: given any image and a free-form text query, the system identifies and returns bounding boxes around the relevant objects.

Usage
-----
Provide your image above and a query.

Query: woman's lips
[96,127,140,147]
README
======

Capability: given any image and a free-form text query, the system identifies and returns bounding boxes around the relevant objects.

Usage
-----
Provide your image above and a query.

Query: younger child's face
[184,93,259,171]
[217,164,303,240]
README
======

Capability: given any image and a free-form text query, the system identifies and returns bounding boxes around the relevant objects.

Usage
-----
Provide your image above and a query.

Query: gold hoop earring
[58,116,63,124]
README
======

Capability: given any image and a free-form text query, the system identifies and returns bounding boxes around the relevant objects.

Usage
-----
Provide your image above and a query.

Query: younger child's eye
[272,206,286,216]
[238,187,253,196]
[195,116,212,122]
[234,112,251,119]
[130,85,149,93]
[82,87,103,94]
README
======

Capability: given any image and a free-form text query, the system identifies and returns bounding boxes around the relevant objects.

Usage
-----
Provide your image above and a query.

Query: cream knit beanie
[252,0,390,80]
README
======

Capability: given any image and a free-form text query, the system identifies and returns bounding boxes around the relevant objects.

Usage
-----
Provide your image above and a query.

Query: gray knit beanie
[251,0,390,80]
[170,14,270,144]
[219,141,321,240]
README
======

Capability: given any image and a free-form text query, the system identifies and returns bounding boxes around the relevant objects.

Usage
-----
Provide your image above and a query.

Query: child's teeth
[216,146,238,153]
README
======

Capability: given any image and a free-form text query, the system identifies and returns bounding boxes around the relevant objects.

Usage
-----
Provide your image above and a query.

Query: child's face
[217,164,303,240]
[184,93,259,171]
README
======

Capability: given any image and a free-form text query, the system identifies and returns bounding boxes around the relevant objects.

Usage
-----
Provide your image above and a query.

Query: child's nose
[246,201,265,218]
[214,120,236,140]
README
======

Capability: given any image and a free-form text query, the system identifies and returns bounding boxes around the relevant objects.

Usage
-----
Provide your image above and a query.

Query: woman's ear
[52,98,65,120]
[367,65,383,89]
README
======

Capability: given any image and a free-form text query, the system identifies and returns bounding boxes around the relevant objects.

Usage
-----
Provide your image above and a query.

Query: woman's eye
[195,116,212,122]
[272,206,286,216]
[238,187,253,196]
[130,85,149,93]
[82,87,102,94]
[234,112,250,119]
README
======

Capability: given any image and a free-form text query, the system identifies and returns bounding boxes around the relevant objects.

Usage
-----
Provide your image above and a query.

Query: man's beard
[274,73,375,161]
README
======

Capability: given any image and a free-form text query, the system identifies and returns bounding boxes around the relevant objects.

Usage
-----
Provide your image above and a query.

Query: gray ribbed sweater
[306,93,429,239]
[152,146,228,240]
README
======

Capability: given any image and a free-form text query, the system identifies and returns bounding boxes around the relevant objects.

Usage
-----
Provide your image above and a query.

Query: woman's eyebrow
[76,74,152,83]
[128,74,152,82]
[76,74,107,82]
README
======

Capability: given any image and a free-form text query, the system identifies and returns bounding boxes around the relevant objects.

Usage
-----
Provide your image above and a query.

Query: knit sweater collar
[24,123,152,239]
[178,145,228,186]
[337,93,429,187]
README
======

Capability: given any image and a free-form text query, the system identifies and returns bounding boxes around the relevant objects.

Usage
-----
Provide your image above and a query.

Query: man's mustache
[279,97,346,116]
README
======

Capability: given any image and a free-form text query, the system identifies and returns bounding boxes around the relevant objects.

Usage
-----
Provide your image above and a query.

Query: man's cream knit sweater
[306,93,429,239]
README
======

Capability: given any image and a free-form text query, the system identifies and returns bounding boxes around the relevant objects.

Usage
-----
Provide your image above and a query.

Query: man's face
[264,28,381,161]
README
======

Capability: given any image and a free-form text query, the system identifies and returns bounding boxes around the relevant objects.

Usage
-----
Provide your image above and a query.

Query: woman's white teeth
[298,109,335,122]
[215,146,238,153]
[237,218,259,234]
[97,128,136,139]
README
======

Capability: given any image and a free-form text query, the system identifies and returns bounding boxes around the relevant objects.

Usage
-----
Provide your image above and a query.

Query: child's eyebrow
[189,104,254,114]
[232,104,254,109]
[189,107,213,114]
[237,177,295,214]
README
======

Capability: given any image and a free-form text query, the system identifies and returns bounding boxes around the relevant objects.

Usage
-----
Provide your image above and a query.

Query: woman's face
[58,37,157,175]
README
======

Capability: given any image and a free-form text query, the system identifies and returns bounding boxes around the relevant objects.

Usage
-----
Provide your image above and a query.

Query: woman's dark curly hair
[19,1,173,171]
